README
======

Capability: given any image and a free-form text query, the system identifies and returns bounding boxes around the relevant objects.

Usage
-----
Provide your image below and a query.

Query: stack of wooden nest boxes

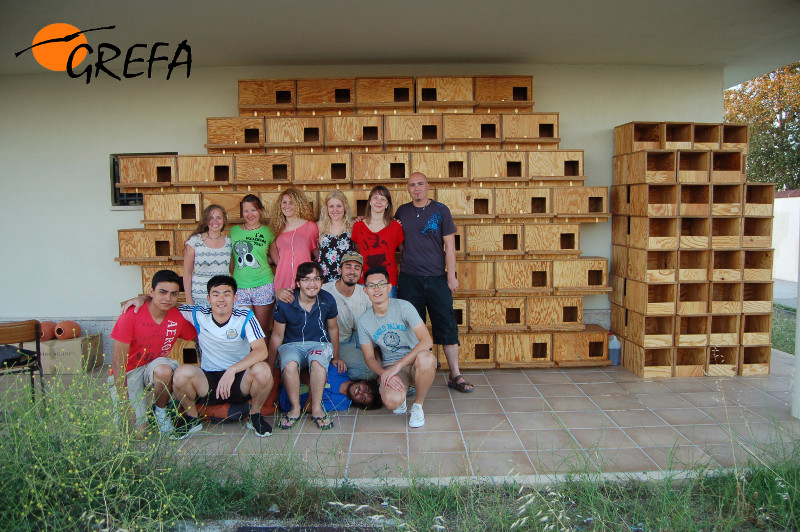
[610,122,774,378]
[116,76,612,370]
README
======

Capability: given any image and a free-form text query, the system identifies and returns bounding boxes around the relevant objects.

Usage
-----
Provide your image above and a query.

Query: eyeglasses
[365,281,389,289]
[299,276,322,283]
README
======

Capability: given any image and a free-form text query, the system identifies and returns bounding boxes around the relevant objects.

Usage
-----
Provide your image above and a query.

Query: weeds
[772,305,796,354]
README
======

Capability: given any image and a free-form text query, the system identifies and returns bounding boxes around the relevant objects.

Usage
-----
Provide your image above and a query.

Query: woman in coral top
[351,185,404,297]
[269,187,319,291]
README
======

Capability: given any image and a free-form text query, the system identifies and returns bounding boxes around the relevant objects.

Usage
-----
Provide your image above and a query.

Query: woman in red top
[351,185,404,297]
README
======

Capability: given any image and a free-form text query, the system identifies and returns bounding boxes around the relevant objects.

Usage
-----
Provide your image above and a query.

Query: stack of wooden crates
[116,76,612,369]
[610,121,774,378]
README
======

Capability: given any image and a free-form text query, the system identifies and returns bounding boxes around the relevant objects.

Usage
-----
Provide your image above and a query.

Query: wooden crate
[664,122,693,150]
[627,217,678,250]
[384,114,443,150]
[612,150,676,185]
[355,77,414,114]
[742,217,773,248]
[409,151,469,181]
[265,117,324,149]
[553,325,610,367]
[529,150,584,177]
[674,347,706,377]
[712,250,742,281]
[628,184,678,216]
[742,282,773,314]
[552,257,608,293]
[468,297,527,332]
[692,123,721,150]
[611,244,628,277]
[711,151,745,183]
[494,187,552,220]
[527,296,583,330]
[494,259,553,294]
[551,186,607,217]
[234,154,292,184]
[466,224,524,256]
[324,115,383,148]
[296,78,355,114]
[678,250,710,281]
[502,113,560,149]
[710,217,742,249]
[473,76,534,112]
[711,184,742,216]
[200,193,244,223]
[744,183,774,216]
[415,76,474,113]
[469,151,527,182]
[626,311,674,348]
[609,273,625,306]
[436,187,493,218]
[175,155,234,185]
[525,223,581,256]
[611,215,629,247]
[168,339,199,365]
[709,314,741,346]
[677,150,710,183]
[627,249,676,283]
[454,260,494,295]
[679,217,710,249]
[442,114,501,149]
[623,340,673,378]
[118,229,175,261]
[721,124,749,153]
[496,333,554,367]
[173,229,194,260]
[740,345,770,376]
[118,156,176,188]
[437,334,496,369]
[624,279,676,315]
[614,122,664,155]
[677,282,710,315]
[206,117,264,147]
[675,315,709,347]
[352,152,409,182]
[707,345,738,377]
[610,185,628,215]
[679,184,710,216]
[293,153,351,184]
[237,79,296,116]
[743,249,773,281]
[141,265,184,295]
[710,282,743,314]
[611,303,626,337]
[143,193,201,223]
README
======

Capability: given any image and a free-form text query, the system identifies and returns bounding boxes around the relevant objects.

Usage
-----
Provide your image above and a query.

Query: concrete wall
[0,63,725,330]
[773,197,800,282]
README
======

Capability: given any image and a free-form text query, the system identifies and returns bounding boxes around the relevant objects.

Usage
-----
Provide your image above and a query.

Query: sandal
[447,374,474,393]
[312,413,334,430]
[279,414,300,430]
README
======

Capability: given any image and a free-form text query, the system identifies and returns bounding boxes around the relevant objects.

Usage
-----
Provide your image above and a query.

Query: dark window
[110,152,177,207]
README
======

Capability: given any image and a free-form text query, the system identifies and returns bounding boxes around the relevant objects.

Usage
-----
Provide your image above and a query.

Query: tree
[724,62,800,190]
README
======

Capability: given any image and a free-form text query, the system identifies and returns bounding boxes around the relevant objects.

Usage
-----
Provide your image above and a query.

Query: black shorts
[397,272,460,346]
[197,369,251,406]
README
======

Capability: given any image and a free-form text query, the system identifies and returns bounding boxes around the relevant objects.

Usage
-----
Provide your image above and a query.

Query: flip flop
[312,413,334,430]
[279,414,300,430]
[447,374,474,393]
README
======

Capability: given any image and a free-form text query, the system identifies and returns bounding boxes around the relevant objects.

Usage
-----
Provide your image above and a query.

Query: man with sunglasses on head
[357,265,435,428]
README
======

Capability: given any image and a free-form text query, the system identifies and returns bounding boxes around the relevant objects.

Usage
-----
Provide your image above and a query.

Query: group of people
[110,172,474,440]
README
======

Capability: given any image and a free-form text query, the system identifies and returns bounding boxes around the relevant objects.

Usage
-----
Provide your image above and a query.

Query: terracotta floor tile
[659,379,714,393]
[586,447,659,472]
[409,431,466,453]
[699,406,766,424]
[517,429,578,452]
[571,428,637,449]
[535,383,584,397]
[415,399,455,415]
[492,384,542,398]
[623,426,690,448]
[702,443,759,467]
[677,392,731,408]
[350,432,407,454]
[294,433,353,454]
[299,414,356,434]
[604,368,643,382]
[547,396,601,412]
[529,449,594,474]
[469,450,536,476]
[524,370,572,384]
[766,391,792,403]
[419,385,453,400]
[740,376,792,392]
[577,382,629,396]
[462,430,523,452]
[498,397,550,413]
[456,412,512,432]
[507,411,564,431]
[346,452,409,478]
[605,409,668,428]
[744,403,798,423]
[415,413,461,432]
[448,385,495,401]
[353,413,409,433]
[441,372,489,387]
[619,381,671,394]
[673,423,738,446]
[453,398,504,414]
[651,407,712,425]
[486,372,536,386]
[591,394,646,411]
[634,393,692,409]
[640,446,715,470]
[409,452,472,477]
[178,433,244,455]
[726,422,797,446]
[556,411,614,429]
[566,371,614,384]
[235,433,297,455]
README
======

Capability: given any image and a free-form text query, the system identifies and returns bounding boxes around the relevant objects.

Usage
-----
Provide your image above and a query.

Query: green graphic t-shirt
[230,225,275,288]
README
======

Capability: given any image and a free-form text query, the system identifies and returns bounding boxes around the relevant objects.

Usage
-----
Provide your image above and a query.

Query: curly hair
[190,204,228,237]
[317,190,354,236]
[270,187,314,234]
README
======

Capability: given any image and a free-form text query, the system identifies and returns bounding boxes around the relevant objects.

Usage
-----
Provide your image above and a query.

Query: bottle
[608,333,621,366]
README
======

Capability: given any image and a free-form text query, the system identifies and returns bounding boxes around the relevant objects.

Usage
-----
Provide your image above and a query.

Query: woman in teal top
[230,194,276,336]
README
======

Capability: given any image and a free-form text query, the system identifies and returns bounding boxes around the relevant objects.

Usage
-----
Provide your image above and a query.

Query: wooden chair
[0,320,46,400]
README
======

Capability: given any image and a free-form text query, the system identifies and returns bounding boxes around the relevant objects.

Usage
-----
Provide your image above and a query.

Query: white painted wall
[773,197,800,282]
[0,63,724,320]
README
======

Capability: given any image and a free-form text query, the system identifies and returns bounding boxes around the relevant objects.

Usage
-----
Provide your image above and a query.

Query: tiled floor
[4,351,799,480]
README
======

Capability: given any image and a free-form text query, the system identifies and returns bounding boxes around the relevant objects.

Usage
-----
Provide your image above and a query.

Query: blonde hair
[318,190,354,236]
[364,185,394,228]
[270,187,314,234]
[191,204,228,237]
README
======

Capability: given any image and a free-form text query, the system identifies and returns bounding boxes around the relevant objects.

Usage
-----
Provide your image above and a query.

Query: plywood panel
[551,186,607,215]
[176,156,234,185]
[443,114,500,144]
[410,151,469,180]
[234,154,292,183]
[495,260,552,293]
[625,279,676,315]
[355,77,414,113]
[474,76,533,105]
[118,229,175,260]
[623,340,673,378]
[384,114,443,147]
[613,151,676,185]
[628,217,678,250]
[293,153,351,183]
[201,193,244,223]
[438,333,495,369]
[707,346,738,377]
[296,78,355,107]
[324,115,383,146]
[118,156,176,187]
[503,113,560,141]
[469,151,527,182]
[628,184,678,216]
[527,296,583,330]
[553,325,609,366]
[455,261,494,294]
[626,311,674,348]
[207,117,264,146]
[144,194,201,222]
[265,116,324,146]
[352,152,409,182]
[496,333,553,367]
[468,297,527,331]
[614,122,663,155]
[238,79,296,114]
[525,224,581,255]
[436,187,493,216]
[415,76,474,107]
[529,151,584,177]
[466,224,523,256]
[552,257,608,290]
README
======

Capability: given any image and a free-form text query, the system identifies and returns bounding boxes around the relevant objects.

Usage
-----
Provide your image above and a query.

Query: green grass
[2,371,799,531]
[772,305,796,354]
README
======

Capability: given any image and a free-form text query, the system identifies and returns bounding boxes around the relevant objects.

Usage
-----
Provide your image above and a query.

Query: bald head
[407,172,430,206]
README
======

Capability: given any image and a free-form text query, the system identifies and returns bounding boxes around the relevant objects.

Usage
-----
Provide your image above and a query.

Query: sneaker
[169,415,202,440]
[409,403,425,428]
[246,413,272,437]
[153,405,175,434]
[392,399,407,415]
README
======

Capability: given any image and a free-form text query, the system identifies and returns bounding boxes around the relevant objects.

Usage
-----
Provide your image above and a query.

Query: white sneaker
[409,403,425,428]
[392,399,407,415]
[153,406,175,434]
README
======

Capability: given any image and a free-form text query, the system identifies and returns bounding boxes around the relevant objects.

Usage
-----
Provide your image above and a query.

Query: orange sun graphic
[31,23,88,72]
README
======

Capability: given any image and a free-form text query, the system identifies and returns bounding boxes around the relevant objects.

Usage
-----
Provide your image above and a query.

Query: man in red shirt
[109,270,196,432]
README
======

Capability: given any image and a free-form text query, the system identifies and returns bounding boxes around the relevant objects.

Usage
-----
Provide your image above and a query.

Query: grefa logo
[15,23,191,83]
